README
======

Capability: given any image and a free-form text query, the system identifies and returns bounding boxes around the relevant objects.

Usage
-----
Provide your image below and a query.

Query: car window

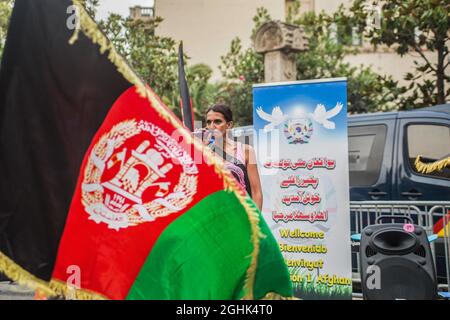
[348,125,387,186]
[407,124,450,180]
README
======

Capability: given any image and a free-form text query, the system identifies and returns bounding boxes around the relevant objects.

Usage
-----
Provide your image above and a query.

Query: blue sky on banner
[253,79,348,139]
[97,0,154,20]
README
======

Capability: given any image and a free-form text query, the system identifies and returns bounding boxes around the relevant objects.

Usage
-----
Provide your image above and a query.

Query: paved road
[0,281,367,300]
[0,282,34,300]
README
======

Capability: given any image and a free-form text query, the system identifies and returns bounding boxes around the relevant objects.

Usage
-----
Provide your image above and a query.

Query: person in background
[202,104,263,211]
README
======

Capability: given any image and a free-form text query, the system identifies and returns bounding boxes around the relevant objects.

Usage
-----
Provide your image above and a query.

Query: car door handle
[401,191,423,197]
[368,190,387,200]
[368,191,387,196]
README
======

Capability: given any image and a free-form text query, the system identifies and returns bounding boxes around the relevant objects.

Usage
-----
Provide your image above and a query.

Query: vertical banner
[253,78,352,299]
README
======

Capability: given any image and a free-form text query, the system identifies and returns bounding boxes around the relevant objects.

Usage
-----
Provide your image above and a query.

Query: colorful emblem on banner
[283,118,314,144]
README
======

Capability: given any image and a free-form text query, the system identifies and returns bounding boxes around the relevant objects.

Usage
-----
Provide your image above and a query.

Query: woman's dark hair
[205,104,233,122]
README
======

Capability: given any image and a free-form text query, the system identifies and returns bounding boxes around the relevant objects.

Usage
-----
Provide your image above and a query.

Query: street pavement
[0,280,366,300]
[0,281,34,300]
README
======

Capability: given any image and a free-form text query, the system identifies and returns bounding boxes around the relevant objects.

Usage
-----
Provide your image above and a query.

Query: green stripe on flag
[126,190,292,300]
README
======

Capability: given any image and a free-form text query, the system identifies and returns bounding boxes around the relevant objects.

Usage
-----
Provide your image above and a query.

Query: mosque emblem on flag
[81,119,198,230]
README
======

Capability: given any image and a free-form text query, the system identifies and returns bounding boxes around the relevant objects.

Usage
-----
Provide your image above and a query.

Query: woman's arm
[245,145,263,211]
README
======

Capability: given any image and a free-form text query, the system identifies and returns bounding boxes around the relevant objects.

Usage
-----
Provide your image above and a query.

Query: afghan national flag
[0,0,292,299]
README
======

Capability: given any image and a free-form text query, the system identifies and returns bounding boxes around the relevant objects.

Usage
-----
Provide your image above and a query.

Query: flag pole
[178,41,194,131]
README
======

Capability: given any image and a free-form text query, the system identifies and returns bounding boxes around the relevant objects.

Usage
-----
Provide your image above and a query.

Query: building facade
[153,0,441,86]
[154,0,285,81]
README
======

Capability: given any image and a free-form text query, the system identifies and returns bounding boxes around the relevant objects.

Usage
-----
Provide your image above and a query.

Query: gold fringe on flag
[415,155,450,174]
[261,292,300,300]
[0,251,56,297]
[0,248,108,300]
[49,279,107,300]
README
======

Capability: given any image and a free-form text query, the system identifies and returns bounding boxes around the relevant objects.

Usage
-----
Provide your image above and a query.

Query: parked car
[348,104,450,202]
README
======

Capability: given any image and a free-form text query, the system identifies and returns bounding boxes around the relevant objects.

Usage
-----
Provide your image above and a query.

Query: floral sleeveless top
[212,142,252,197]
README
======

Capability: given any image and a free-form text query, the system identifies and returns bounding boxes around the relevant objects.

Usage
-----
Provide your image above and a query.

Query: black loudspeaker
[360,217,437,300]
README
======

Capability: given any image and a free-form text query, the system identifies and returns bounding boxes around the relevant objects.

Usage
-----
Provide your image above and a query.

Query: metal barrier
[350,201,450,296]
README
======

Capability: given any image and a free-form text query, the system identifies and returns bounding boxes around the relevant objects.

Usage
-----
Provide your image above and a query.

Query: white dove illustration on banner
[309,102,343,130]
[256,106,288,132]
[256,102,343,144]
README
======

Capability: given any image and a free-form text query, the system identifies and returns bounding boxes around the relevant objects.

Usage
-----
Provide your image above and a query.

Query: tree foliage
[0,0,13,60]
[218,37,264,126]
[295,6,403,113]
[350,0,450,108]
[98,14,182,115]
[186,63,216,121]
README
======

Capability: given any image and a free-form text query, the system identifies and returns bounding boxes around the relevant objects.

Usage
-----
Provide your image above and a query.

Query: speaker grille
[372,230,416,253]
[414,245,426,258]
[366,246,377,257]
[363,259,436,300]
